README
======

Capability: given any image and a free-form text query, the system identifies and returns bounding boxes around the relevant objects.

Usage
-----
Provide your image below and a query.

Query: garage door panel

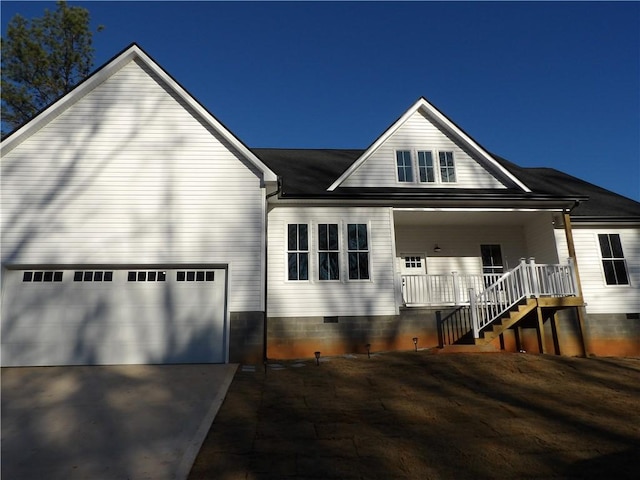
[1,267,227,366]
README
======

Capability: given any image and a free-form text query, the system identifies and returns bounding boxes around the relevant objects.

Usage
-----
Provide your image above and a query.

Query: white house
[2,44,638,366]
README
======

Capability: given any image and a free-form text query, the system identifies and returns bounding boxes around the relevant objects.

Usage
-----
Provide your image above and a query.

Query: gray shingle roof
[254,148,640,220]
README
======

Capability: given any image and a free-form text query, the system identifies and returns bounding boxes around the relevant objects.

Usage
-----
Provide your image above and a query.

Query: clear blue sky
[2,1,639,200]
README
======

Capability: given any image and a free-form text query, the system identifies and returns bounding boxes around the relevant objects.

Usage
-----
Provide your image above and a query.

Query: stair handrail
[469,258,579,338]
[469,258,530,338]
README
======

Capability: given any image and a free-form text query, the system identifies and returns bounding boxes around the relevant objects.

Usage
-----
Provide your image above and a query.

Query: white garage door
[1,266,227,366]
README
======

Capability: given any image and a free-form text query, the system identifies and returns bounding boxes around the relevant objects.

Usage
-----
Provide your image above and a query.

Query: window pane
[318,224,327,251]
[329,252,339,280]
[613,260,629,285]
[288,253,298,280]
[348,224,357,250]
[299,253,308,280]
[158,271,166,281]
[44,271,54,282]
[84,271,93,282]
[148,271,156,282]
[94,271,103,282]
[319,252,329,280]
[396,151,413,182]
[54,272,63,282]
[138,271,146,282]
[348,252,358,279]
[328,224,338,250]
[357,224,368,249]
[299,224,308,251]
[205,271,214,281]
[34,272,43,282]
[177,271,186,281]
[439,151,456,182]
[104,272,113,281]
[599,234,612,258]
[359,252,370,279]
[288,224,297,251]
[610,235,624,258]
[23,272,33,282]
[74,272,83,282]
[603,261,617,285]
[187,271,195,281]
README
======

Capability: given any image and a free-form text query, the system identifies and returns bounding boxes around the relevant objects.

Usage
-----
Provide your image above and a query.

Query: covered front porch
[392,208,585,353]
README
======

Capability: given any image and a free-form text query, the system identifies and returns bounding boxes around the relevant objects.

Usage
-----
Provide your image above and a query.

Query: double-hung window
[598,234,629,285]
[417,151,435,183]
[396,150,414,182]
[347,224,370,280]
[287,224,309,280]
[439,151,456,183]
[318,223,339,280]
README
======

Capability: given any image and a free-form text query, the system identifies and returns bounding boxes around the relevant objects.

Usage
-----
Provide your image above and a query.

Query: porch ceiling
[393,209,554,227]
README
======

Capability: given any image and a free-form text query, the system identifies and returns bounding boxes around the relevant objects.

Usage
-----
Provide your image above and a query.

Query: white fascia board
[327,97,531,193]
[1,44,277,183]
[0,47,138,155]
[327,98,425,191]
[130,47,277,183]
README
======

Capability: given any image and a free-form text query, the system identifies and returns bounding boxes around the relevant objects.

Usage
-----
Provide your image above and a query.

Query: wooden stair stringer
[475,298,538,345]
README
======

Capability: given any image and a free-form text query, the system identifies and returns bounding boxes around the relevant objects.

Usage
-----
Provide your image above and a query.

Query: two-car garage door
[1,266,227,366]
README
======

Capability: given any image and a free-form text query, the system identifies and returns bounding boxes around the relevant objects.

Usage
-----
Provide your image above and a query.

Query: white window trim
[438,150,458,184]
[285,223,310,283]
[316,221,342,282]
[345,222,373,282]
[597,233,631,287]
[395,150,415,184]
[394,149,458,185]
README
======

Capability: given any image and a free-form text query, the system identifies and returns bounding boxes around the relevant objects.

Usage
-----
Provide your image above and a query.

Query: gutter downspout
[263,177,282,364]
[563,201,589,356]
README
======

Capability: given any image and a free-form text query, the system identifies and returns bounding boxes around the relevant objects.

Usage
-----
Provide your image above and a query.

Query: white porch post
[469,288,479,338]
[528,257,539,297]
[568,257,579,296]
[519,258,530,297]
[452,271,460,305]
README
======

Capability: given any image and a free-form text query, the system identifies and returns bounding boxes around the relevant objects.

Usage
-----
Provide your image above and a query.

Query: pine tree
[1,1,102,136]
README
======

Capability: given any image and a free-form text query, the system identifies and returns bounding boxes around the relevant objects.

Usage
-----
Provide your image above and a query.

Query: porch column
[563,211,588,356]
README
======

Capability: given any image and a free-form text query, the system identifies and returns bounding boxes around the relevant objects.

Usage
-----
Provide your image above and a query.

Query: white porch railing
[401,273,502,306]
[401,258,577,308]
[468,257,578,338]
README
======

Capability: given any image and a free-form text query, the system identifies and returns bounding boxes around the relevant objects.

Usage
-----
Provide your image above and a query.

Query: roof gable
[1,43,277,182]
[328,97,530,192]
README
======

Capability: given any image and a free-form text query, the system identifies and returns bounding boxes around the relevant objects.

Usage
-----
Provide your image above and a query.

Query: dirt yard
[189,351,639,479]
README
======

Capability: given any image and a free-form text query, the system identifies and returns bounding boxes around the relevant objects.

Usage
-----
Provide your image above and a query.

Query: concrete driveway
[1,363,237,480]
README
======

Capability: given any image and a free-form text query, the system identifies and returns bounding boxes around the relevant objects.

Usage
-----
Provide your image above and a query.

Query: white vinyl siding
[342,110,506,189]
[1,59,265,312]
[267,207,397,317]
[554,226,640,314]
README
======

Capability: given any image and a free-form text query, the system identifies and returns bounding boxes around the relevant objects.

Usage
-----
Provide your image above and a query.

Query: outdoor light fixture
[413,337,418,352]
[314,351,321,366]
[366,344,371,359]
[434,244,442,253]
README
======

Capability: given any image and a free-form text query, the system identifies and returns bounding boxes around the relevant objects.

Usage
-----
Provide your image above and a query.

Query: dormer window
[439,151,456,182]
[396,151,413,182]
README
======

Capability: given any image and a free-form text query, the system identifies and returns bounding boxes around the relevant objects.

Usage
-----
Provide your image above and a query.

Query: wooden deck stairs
[474,298,537,345]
